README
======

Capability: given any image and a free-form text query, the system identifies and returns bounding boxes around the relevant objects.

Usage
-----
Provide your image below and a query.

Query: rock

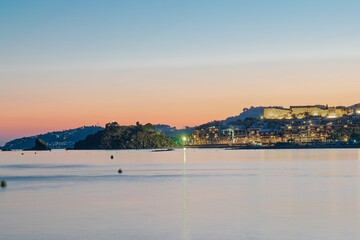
[24,139,51,151]
[118,169,123,174]
[1,180,7,188]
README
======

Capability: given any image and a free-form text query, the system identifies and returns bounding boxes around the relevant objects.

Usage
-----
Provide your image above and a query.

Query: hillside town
[189,104,360,147]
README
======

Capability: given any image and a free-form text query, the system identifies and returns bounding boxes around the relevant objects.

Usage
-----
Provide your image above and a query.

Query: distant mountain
[3,126,103,150]
[154,124,194,138]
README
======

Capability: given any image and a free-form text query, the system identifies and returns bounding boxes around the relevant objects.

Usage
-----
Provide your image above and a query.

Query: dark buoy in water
[111,155,114,159]
[1,180,7,188]
[118,169,123,174]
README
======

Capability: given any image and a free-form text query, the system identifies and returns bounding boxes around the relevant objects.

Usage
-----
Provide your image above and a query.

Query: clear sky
[1,0,360,144]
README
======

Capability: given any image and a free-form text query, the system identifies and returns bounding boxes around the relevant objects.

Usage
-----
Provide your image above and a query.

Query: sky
[1,0,360,145]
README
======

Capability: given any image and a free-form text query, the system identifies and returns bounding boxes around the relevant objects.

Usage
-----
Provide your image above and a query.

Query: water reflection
[358,150,360,220]
[2,149,360,240]
[183,148,189,240]
[183,148,187,175]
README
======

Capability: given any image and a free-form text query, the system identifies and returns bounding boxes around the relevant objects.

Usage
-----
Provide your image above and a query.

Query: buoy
[118,169,123,174]
[1,180,7,188]
[110,155,114,159]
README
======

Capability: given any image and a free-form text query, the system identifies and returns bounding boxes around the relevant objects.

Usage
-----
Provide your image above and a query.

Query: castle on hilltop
[224,104,360,124]
[263,105,355,119]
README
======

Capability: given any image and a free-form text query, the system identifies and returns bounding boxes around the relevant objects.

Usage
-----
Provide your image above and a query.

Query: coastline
[3,144,360,151]
[185,144,360,150]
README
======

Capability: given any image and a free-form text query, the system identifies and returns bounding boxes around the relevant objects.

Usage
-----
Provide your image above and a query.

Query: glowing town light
[182,136,187,141]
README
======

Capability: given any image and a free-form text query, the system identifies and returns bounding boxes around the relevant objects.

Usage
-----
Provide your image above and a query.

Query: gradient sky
[1,0,360,144]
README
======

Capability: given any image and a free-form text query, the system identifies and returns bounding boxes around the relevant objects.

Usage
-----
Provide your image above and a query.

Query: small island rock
[1,180,7,188]
[24,139,51,151]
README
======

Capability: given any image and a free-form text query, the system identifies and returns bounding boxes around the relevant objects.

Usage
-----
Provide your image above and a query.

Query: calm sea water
[1,149,360,240]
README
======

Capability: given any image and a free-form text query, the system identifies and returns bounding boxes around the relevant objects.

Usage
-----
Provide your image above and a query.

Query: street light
[181,136,188,145]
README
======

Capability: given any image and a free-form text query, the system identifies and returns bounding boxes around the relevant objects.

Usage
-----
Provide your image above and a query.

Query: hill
[3,126,103,150]
[348,103,360,114]
[74,122,178,149]
[224,107,266,124]
[224,104,360,124]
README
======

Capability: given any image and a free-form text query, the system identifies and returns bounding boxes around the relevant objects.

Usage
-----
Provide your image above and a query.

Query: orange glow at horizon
[1,58,360,144]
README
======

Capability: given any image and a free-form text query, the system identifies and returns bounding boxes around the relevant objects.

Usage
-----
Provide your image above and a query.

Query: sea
[1,148,360,240]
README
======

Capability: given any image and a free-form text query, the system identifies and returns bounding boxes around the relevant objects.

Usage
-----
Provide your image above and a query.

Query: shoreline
[226,145,360,150]
[185,144,360,150]
[2,144,360,151]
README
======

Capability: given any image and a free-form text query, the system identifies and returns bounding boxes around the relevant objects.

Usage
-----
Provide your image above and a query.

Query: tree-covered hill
[3,126,103,150]
[74,122,178,149]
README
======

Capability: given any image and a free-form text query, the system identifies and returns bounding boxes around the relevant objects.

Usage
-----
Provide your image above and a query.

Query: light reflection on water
[183,148,189,240]
[0,149,360,240]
